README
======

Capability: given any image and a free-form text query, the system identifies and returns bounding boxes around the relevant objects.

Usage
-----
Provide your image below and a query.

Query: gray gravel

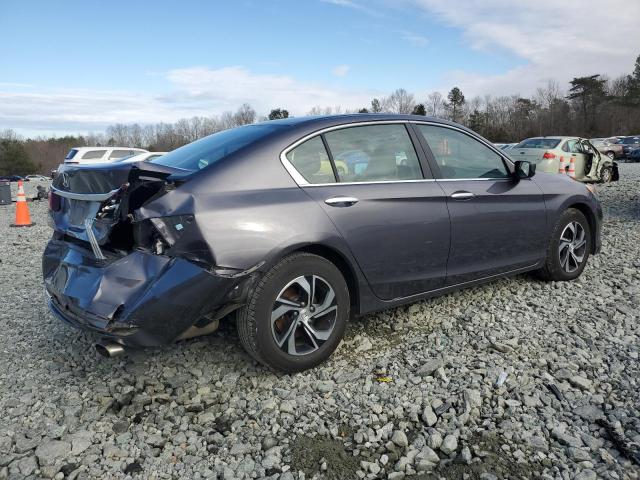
[0,168,639,480]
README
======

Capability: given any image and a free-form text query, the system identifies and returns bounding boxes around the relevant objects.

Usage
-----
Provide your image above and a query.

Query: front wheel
[606,151,615,160]
[237,253,349,372]
[600,166,613,183]
[536,208,591,281]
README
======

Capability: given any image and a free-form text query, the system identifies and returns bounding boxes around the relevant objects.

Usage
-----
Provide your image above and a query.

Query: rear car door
[413,123,547,286]
[283,122,451,300]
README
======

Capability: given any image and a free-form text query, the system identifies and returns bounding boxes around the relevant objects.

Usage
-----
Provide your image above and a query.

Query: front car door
[566,138,588,179]
[282,122,451,300]
[412,123,547,286]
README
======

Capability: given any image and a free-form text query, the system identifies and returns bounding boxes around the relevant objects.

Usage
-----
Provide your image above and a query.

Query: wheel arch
[287,244,361,315]
[567,202,598,253]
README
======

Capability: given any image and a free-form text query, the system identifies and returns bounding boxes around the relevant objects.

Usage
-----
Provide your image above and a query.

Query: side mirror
[514,160,536,179]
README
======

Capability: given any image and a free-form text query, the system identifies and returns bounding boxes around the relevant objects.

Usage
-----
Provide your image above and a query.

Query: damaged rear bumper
[43,239,250,347]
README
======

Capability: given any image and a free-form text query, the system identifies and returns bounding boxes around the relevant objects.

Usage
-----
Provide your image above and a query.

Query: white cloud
[333,65,351,76]
[320,0,383,17]
[410,0,640,96]
[401,31,428,47]
[0,67,378,136]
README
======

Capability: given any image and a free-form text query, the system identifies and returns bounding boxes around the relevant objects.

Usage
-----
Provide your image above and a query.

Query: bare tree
[234,103,256,125]
[426,92,444,117]
[383,88,415,114]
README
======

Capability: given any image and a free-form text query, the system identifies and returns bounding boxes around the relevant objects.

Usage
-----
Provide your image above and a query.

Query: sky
[1,0,639,137]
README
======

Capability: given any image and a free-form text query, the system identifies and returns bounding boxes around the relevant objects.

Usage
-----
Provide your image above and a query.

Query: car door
[283,123,451,301]
[412,123,547,286]
[566,139,588,178]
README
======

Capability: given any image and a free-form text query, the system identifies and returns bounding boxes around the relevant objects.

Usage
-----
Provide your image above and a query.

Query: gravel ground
[0,167,639,480]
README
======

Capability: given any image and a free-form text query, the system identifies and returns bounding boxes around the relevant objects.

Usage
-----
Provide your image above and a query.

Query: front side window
[323,124,423,182]
[81,150,107,160]
[285,136,335,184]
[417,125,509,179]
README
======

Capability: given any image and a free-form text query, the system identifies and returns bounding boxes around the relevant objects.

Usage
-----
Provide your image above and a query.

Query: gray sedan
[43,114,602,372]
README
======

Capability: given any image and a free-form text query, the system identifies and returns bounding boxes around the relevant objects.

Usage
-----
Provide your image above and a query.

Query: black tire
[536,208,591,281]
[606,151,615,160]
[237,253,349,372]
[600,166,613,183]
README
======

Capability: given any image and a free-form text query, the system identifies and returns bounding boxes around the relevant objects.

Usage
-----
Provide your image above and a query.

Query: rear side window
[324,124,423,182]
[417,125,508,179]
[81,150,107,160]
[151,124,284,171]
[514,138,561,149]
[285,137,336,184]
[65,149,78,160]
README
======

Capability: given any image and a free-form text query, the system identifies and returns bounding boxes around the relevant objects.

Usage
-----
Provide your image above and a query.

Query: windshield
[620,137,640,145]
[514,138,561,149]
[150,124,284,171]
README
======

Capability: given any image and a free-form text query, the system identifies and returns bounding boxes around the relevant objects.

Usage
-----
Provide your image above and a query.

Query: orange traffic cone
[558,156,566,174]
[567,157,576,179]
[11,180,34,227]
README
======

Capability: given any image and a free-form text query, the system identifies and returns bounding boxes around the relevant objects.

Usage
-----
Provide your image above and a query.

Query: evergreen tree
[412,104,426,116]
[0,139,37,176]
[268,108,289,120]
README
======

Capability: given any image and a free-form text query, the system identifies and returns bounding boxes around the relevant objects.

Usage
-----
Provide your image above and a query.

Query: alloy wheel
[270,275,338,356]
[558,221,587,273]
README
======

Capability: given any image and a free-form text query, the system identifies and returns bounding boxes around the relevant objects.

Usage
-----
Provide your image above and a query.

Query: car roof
[519,136,579,141]
[262,113,467,128]
[70,146,147,151]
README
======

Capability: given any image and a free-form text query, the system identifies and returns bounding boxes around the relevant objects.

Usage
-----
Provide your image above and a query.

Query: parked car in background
[0,175,25,182]
[119,152,167,163]
[511,136,618,183]
[25,174,51,181]
[64,147,148,165]
[500,143,518,150]
[618,136,640,158]
[44,114,602,371]
[590,138,624,159]
[627,146,640,162]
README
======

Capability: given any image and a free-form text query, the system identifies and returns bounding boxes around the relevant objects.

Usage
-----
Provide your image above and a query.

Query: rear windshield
[151,124,284,171]
[65,149,78,160]
[620,137,640,144]
[514,138,561,149]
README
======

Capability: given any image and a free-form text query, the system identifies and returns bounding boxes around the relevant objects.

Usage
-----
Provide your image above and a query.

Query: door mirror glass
[515,160,535,179]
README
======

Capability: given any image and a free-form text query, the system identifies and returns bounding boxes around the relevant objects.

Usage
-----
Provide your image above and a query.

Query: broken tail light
[48,190,61,212]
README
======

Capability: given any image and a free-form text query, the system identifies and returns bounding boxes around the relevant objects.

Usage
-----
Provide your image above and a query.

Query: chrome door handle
[451,191,474,200]
[324,196,359,207]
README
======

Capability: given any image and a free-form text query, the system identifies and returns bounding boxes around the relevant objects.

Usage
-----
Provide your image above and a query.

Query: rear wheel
[537,208,591,281]
[605,151,615,160]
[237,253,349,372]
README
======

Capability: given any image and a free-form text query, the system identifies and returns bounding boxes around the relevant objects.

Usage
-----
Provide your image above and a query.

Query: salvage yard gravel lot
[1,165,639,480]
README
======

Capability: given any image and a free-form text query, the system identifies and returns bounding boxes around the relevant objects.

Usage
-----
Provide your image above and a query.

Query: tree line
[2,55,639,176]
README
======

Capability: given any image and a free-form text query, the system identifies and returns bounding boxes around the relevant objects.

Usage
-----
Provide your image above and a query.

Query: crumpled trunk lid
[50,161,186,251]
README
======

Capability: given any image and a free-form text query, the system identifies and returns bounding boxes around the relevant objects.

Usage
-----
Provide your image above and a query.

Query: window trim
[280,120,430,186]
[410,121,514,180]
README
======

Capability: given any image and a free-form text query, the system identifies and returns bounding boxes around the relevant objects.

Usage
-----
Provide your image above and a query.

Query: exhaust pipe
[95,341,125,358]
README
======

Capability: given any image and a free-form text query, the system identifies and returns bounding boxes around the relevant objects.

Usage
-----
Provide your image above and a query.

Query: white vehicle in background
[118,151,167,163]
[64,147,147,165]
[510,136,618,183]
[25,175,51,181]
[493,143,518,152]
